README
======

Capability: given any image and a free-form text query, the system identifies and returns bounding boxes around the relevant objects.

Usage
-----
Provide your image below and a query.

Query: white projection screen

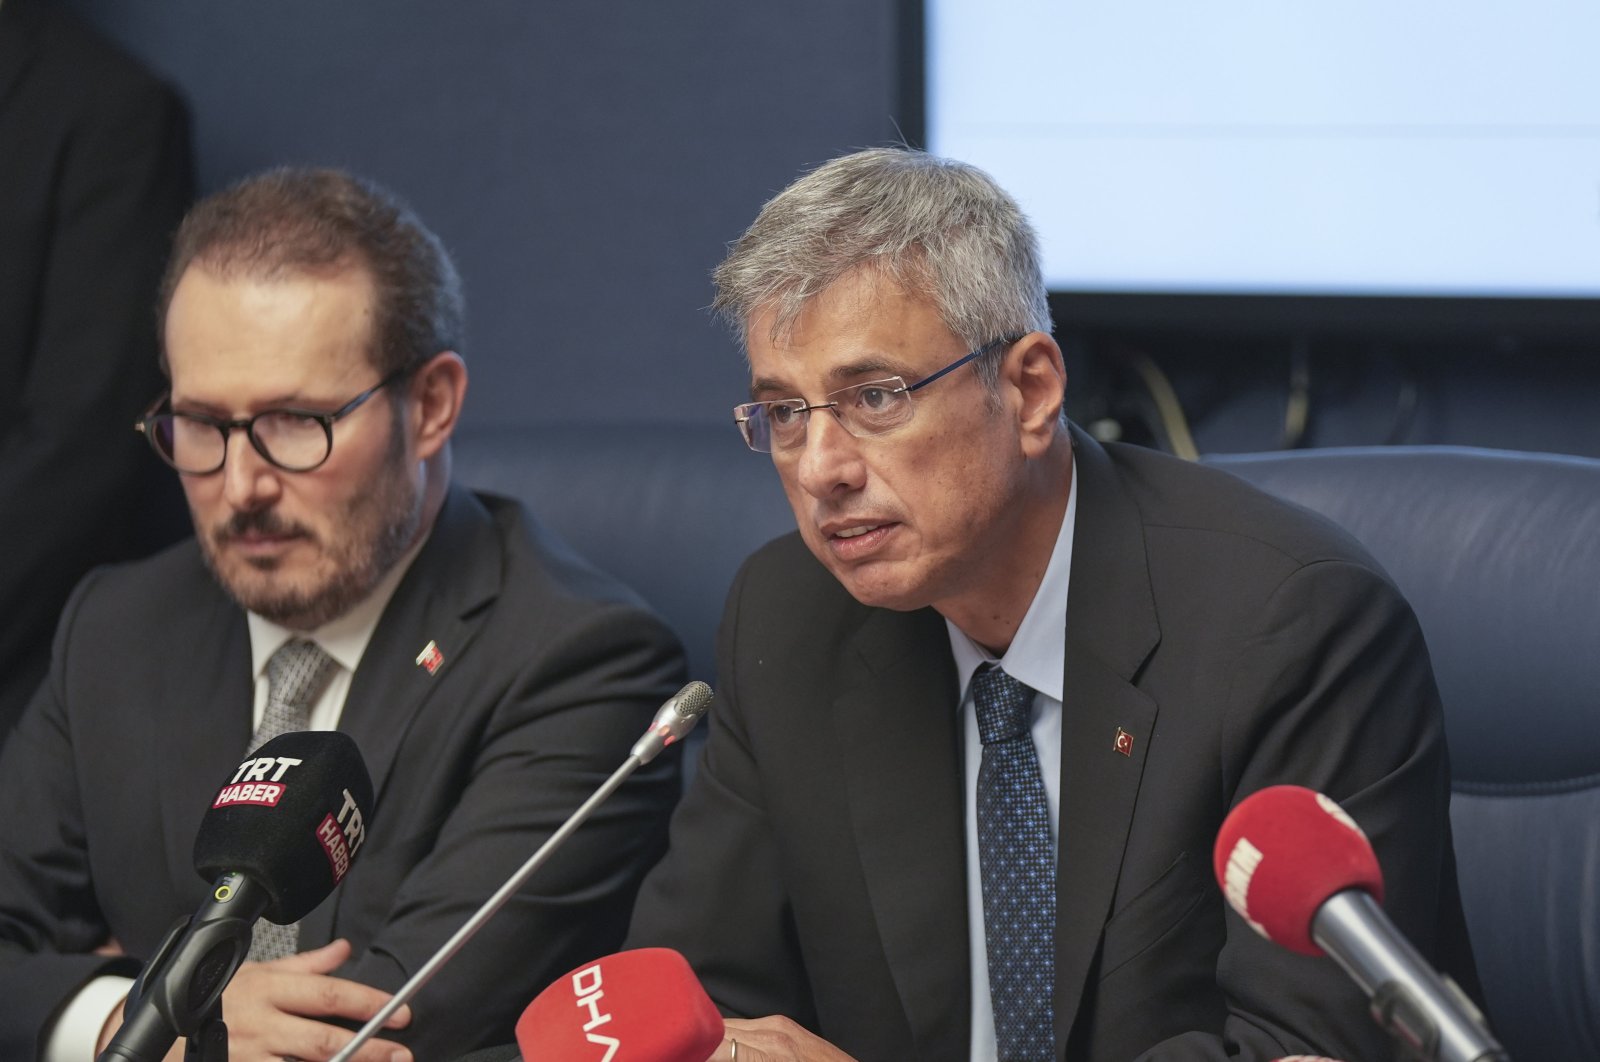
[925,1,1600,305]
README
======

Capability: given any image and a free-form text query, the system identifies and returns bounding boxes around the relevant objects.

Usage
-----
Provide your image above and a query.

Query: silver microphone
[331,681,713,1062]
[630,680,714,763]
[1313,891,1507,1062]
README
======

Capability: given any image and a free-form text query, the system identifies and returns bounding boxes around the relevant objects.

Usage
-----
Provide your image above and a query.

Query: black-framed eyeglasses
[135,365,415,474]
[732,335,1022,454]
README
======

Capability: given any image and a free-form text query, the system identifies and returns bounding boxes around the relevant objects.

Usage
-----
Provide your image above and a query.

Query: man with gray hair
[627,148,1476,1060]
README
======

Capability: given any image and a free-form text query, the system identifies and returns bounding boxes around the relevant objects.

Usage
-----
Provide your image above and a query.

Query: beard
[198,425,423,631]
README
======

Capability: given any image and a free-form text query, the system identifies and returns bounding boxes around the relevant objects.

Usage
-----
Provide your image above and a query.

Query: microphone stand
[185,1011,228,1062]
[97,908,249,1062]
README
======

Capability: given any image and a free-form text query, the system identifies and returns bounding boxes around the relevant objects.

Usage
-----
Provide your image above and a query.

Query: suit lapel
[835,605,971,1061]
[159,585,254,897]
[1053,428,1161,1050]
[300,487,502,943]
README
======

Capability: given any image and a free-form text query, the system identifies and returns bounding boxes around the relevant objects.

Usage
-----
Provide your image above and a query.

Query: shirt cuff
[44,974,134,1062]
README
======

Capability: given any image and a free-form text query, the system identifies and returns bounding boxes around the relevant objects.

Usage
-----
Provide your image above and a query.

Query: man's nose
[219,429,282,511]
[793,409,867,500]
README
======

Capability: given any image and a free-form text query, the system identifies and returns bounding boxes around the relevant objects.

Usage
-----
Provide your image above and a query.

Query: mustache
[212,509,313,543]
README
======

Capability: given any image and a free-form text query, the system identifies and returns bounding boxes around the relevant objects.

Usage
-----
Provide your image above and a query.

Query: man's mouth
[834,524,885,540]
[820,519,898,560]
[230,530,298,544]
[214,513,312,551]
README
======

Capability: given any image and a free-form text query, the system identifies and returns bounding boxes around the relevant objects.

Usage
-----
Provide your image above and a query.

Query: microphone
[99,731,375,1062]
[515,948,723,1061]
[1213,785,1507,1062]
[331,681,715,1062]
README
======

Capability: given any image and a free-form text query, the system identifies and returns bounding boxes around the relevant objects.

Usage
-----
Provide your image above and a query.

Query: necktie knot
[266,639,335,711]
[973,664,1034,745]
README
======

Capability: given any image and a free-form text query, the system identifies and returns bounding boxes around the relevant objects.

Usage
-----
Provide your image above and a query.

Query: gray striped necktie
[244,638,336,962]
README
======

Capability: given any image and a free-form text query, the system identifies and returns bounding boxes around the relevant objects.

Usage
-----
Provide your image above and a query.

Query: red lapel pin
[1114,727,1135,757]
[415,640,445,675]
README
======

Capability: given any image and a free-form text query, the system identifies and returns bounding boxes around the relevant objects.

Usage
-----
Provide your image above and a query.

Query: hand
[709,1016,860,1062]
[97,939,414,1062]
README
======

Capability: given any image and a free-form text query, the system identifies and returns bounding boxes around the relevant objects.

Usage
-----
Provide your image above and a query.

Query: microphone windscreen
[192,730,375,923]
[516,948,723,1062]
[1212,785,1384,955]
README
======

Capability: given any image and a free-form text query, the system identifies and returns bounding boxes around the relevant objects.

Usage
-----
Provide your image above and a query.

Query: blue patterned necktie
[244,639,335,962]
[973,663,1056,1061]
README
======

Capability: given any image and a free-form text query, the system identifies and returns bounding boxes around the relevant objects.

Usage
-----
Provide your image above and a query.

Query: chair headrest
[1206,446,1600,791]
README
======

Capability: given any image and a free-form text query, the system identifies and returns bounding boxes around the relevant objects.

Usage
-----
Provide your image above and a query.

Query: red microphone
[516,948,724,1061]
[1213,785,1505,1062]
[1212,784,1382,955]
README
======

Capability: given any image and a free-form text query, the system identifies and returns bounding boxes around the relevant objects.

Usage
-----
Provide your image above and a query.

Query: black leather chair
[1207,445,1600,1061]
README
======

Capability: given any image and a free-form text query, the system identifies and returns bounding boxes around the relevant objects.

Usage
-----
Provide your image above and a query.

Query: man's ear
[407,351,468,461]
[1003,333,1067,458]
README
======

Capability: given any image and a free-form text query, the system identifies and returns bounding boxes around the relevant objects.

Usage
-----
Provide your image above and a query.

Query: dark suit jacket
[0,0,193,745]
[0,486,688,1060]
[628,428,1476,1061]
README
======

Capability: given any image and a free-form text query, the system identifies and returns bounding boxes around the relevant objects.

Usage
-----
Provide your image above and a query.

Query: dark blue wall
[61,0,903,431]
[58,0,1600,458]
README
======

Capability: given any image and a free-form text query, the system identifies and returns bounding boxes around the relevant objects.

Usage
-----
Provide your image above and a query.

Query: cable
[1283,337,1311,449]
[1127,349,1200,460]
[1384,351,1421,445]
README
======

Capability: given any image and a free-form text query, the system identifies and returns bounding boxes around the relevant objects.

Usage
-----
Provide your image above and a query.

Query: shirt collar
[247,532,430,681]
[947,452,1078,704]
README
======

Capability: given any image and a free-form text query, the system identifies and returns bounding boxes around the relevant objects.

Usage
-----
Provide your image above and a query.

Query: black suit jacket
[628,428,1475,1060]
[0,486,688,1059]
[0,0,193,744]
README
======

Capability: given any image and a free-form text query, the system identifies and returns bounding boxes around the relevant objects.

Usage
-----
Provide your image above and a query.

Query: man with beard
[0,169,687,1062]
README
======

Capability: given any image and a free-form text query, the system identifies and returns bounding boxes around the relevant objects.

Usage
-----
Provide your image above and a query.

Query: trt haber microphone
[98,731,375,1062]
[1213,785,1507,1062]
[516,948,724,1062]
[331,681,715,1062]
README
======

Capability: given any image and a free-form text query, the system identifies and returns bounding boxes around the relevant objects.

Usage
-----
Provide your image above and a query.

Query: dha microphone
[1213,786,1507,1062]
[98,731,375,1062]
[515,948,723,1061]
[332,681,715,1062]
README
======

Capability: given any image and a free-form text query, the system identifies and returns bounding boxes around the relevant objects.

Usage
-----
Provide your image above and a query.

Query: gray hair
[711,148,1052,388]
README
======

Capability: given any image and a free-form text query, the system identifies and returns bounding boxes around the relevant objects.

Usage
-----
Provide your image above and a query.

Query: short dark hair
[158,168,464,376]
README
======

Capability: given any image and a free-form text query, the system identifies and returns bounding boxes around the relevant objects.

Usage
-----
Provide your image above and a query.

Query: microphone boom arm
[1315,891,1508,1062]
[331,680,712,1062]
